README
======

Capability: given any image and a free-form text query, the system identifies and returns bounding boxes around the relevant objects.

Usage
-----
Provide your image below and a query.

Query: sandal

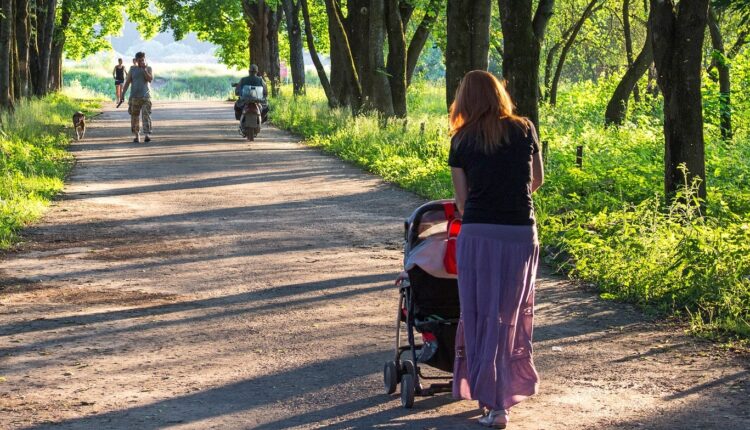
[478,409,509,429]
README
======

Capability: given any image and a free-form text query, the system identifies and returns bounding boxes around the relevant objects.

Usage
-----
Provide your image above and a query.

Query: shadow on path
[25,350,394,430]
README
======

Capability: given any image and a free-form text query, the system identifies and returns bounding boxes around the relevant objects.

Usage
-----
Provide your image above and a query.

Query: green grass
[64,64,241,101]
[270,81,750,343]
[0,92,101,248]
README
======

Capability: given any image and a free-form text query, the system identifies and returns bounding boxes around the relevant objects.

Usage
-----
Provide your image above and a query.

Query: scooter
[241,100,262,141]
[232,83,265,141]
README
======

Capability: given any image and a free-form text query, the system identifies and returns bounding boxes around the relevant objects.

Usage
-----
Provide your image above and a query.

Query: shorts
[115,79,124,85]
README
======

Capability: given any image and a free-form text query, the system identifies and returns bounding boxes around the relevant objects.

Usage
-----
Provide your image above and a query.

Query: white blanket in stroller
[404,226,457,280]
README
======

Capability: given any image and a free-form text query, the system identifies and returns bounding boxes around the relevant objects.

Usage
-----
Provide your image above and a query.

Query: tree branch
[728,29,749,59]
[405,0,441,85]
[549,0,600,105]
[399,1,414,28]
[300,0,337,107]
[532,0,555,40]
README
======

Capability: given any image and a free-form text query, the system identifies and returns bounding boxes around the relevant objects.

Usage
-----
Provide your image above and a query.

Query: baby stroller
[383,199,462,408]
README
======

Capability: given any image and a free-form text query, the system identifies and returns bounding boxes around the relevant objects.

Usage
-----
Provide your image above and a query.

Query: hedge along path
[0,101,747,429]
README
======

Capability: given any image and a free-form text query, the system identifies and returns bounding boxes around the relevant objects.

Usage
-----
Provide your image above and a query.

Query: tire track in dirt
[0,101,748,429]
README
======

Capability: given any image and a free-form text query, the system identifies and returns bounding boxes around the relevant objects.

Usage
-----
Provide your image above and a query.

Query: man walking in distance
[121,52,153,143]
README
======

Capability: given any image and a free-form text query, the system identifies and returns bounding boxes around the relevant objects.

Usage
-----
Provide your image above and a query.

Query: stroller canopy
[404,200,461,279]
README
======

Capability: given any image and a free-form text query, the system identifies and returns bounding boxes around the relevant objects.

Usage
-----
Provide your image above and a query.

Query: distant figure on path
[121,52,153,143]
[235,64,267,98]
[113,58,127,102]
[235,64,269,121]
[449,71,544,429]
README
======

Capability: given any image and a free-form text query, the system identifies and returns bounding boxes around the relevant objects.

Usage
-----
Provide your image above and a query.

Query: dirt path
[0,101,748,430]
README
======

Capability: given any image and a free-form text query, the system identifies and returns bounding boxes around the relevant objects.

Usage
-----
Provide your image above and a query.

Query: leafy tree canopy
[60,0,159,60]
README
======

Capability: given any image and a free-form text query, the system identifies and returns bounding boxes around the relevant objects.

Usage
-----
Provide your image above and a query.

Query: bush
[0,93,100,248]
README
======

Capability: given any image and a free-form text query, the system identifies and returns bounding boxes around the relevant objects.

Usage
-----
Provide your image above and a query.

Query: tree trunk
[282,0,305,95]
[542,20,576,100]
[267,4,282,96]
[623,0,640,102]
[707,6,731,140]
[28,2,39,95]
[10,0,18,101]
[325,0,362,113]
[49,46,62,91]
[549,0,598,106]
[329,37,351,106]
[49,0,70,92]
[405,0,440,86]
[650,0,708,202]
[14,0,29,98]
[399,1,414,26]
[446,0,492,110]
[604,22,653,125]
[36,0,56,96]
[300,0,337,107]
[0,0,12,109]
[327,1,350,106]
[646,62,658,96]
[367,0,394,115]
[386,0,407,117]
[243,0,271,75]
[347,0,370,96]
[499,0,554,130]
[30,0,43,94]
[543,41,561,99]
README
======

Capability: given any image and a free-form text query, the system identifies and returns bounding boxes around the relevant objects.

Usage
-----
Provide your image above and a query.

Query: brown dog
[72,111,86,141]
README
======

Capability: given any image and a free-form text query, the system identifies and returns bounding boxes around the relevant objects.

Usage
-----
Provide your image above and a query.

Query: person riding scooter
[235,64,268,123]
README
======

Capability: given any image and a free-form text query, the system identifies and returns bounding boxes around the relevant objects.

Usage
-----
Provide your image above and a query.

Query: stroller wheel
[400,374,415,408]
[383,361,399,395]
[401,360,416,380]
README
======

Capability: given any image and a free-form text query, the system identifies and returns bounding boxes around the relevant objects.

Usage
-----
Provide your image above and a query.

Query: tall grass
[271,82,750,342]
[0,93,100,248]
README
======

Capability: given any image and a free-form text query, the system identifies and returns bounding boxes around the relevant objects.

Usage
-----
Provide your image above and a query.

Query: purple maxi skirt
[452,223,540,410]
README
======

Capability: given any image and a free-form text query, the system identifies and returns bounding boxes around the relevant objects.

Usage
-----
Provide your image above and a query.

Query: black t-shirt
[448,120,540,226]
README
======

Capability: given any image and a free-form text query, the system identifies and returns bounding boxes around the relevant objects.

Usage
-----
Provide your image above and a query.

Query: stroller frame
[383,200,458,409]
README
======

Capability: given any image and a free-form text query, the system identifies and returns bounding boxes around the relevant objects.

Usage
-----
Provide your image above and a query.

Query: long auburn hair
[449,70,529,154]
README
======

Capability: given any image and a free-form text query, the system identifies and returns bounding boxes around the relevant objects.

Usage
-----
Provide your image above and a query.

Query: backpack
[241,85,264,102]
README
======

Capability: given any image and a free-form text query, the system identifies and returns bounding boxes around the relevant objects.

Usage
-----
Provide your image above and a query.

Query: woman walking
[449,71,544,428]
[113,58,127,102]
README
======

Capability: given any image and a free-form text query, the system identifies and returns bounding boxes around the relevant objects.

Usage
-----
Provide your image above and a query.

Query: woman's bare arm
[531,151,544,192]
[451,167,469,215]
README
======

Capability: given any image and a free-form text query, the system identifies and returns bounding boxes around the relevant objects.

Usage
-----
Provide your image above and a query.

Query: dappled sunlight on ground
[1,102,747,429]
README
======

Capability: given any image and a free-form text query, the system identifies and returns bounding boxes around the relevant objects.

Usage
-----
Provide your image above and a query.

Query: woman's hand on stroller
[395,271,409,287]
